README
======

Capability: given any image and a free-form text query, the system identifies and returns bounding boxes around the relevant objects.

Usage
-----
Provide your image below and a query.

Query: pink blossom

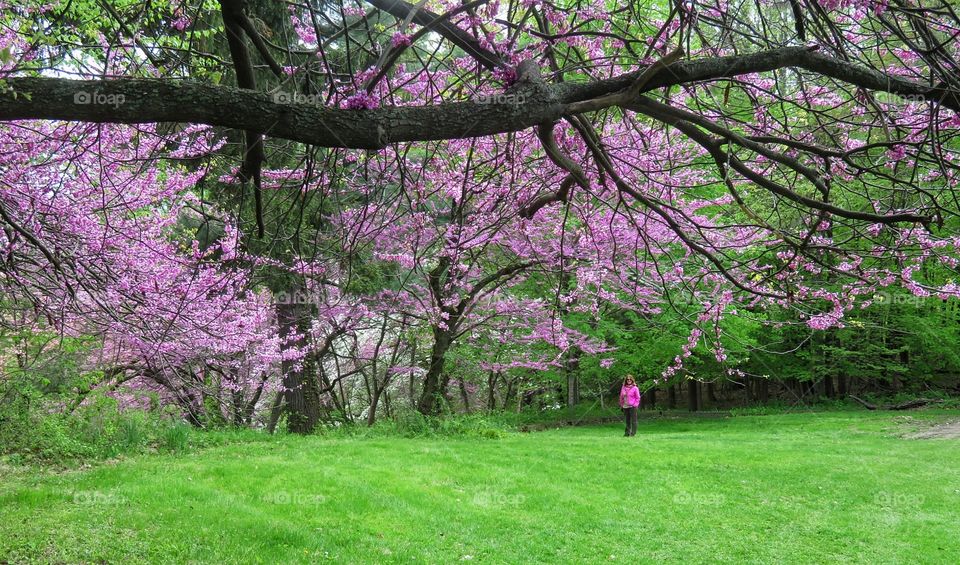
[391,33,412,48]
[342,92,379,110]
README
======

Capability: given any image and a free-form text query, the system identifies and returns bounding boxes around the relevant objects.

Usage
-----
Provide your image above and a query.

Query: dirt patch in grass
[902,419,960,439]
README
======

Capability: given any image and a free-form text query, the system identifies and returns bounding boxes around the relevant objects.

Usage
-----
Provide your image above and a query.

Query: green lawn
[2,411,959,563]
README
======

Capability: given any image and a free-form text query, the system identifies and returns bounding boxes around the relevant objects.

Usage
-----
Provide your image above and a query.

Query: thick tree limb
[1,48,957,149]
[0,76,562,149]
[461,261,535,312]
[565,46,684,114]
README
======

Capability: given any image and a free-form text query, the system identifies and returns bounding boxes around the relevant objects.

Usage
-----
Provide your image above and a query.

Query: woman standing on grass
[619,375,641,437]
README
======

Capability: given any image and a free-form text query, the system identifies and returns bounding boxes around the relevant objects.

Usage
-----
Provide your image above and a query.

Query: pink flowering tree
[330,136,615,414]
[0,118,285,425]
[1,0,959,426]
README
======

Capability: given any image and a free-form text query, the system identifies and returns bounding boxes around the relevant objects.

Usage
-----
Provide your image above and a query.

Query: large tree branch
[1,47,956,148]
[0,76,561,149]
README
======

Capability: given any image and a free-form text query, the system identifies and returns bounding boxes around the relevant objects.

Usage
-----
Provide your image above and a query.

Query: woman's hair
[623,374,636,386]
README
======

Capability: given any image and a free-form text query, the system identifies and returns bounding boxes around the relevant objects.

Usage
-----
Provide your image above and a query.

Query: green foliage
[159,422,193,452]
[0,392,254,464]
[376,411,511,439]
[742,295,960,394]
[317,411,513,439]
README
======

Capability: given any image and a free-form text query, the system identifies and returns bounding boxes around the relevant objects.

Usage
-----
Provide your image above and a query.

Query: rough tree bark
[2,49,956,149]
[276,299,320,434]
[416,326,454,415]
[487,371,500,410]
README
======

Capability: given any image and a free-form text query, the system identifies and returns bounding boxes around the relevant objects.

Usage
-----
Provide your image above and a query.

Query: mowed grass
[2,411,959,564]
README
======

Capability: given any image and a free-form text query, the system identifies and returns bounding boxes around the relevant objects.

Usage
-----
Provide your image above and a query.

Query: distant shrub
[430,413,509,439]
[0,391,218,464]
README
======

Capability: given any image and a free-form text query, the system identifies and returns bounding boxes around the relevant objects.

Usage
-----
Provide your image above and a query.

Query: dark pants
[623,406,638,436]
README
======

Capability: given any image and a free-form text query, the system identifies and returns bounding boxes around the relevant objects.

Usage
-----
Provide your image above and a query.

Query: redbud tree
[0,0,958,425]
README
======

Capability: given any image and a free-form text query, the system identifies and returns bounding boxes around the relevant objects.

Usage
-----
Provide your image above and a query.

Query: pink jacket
[620,385,641,408]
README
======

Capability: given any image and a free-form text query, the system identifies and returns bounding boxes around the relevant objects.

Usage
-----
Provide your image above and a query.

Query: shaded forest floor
[2,410,959,563]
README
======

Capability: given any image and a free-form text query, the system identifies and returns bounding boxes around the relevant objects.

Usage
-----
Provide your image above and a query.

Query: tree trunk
[458,378,472,413]
[646,388,656,409]
[823,375,835,398]
[504,377,517,411]
[566,372,580,408]
[667,384,677,409]
[231,390,244,426]
[407,338,419,407]
[276,300,320,434]
[687,379,699,412]
[564,349,581,408]
[893,350,907,392]
[316,363,346,419]
[487,371,499,410]
[337,377,353,423]
[367,387,381,426]
[267,392,283,433]
[416,326,453,415]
